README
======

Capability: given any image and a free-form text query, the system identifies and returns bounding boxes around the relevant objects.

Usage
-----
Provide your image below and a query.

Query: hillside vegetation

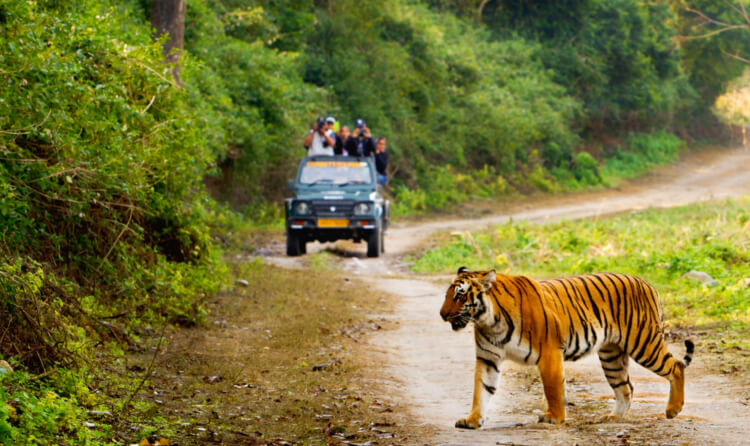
[190,0,749,215]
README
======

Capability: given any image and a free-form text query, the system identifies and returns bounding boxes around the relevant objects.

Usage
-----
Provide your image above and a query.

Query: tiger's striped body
[440,267,694,428]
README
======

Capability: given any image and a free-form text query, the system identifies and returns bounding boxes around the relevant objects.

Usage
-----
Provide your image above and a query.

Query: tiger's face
[440,267,495,331]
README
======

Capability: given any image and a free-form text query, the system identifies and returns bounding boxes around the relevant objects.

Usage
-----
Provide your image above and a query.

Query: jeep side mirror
[287,179,295,191]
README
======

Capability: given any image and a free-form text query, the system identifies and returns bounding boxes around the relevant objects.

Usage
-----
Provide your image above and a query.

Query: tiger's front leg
[456,356,500,429]
[537,348,565,424]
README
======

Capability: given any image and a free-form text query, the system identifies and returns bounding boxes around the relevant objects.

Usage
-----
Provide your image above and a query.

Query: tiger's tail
[683,339,695,367]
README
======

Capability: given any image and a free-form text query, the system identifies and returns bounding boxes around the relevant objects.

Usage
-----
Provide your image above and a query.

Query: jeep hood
[294,186,376,201]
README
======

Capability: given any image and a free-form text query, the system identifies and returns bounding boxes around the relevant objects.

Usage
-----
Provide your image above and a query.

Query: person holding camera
[334,125,351,155]
[344,118,375,157]
[304,116,336,156]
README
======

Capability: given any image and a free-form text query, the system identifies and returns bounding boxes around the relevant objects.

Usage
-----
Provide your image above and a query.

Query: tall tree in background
[152,0,186,85]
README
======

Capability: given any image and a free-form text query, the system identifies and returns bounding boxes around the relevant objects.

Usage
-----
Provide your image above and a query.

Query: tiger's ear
[457,266,469,275]
[480,269,496,290]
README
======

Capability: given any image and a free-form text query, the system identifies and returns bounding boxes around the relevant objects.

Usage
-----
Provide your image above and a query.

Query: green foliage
[191,0,717,217]
[465,0,697,128]
[675,0,750,109]
[0,0,228,369]
[392,130,687,215]
[601,131,685,183]
[0,367,109,445]
[391,164,510,215]
[411,198,750,332]
[526,165,559,193]
[303,1,580,173]
[184,0,323,208]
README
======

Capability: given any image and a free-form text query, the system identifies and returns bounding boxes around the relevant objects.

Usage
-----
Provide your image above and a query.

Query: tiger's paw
[666,405,682,419]
[455,416,483,429]
[537,413,564,424]
[601,413,627,423]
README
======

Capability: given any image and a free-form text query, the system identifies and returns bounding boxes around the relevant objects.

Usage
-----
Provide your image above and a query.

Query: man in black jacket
[374,136,388,186]
[345,119,375,157]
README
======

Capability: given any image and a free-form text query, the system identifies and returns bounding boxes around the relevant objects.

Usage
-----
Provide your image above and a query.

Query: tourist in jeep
[304,116,336,156]
[374,136,388,186]
[334,125,351,155]
[345,119,375,157]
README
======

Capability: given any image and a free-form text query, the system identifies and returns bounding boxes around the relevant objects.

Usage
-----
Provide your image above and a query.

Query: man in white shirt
[304,117,336,156]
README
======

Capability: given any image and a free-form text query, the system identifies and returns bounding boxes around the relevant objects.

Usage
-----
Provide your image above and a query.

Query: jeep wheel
[380,225,385,254]
[286,232,303,256]
[367,227,381,258]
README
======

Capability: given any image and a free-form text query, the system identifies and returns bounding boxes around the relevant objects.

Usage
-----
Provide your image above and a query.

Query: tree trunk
[151,0,185,86]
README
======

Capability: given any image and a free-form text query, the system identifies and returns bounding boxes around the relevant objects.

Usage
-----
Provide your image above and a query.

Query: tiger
[439,266,694,428]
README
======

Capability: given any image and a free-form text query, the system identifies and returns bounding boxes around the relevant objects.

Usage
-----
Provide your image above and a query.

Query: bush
[527,165,559,193]
[392,164,512,215]
[0,0,227,368]
[601,131,686,183]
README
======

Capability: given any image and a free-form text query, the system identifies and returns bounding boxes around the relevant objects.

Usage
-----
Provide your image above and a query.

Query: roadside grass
[408,198,750,371]
[307,251,336,271]
[115,259,412,445]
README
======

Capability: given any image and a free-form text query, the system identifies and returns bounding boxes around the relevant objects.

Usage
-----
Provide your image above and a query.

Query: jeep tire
[367,226,381,258]
[286,232,304,256]
[380,225,385,253]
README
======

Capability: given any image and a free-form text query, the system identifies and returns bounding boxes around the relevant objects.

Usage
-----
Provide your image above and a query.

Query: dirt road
[269,147,750,445]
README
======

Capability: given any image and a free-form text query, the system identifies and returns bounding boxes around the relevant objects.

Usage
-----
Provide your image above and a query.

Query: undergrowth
[390,131,687,217]
[0,1,228,443]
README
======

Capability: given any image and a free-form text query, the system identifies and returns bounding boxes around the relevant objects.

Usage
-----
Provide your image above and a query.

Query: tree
[151,0,186,85]
[714,69,750,147]
[682,1,750,62]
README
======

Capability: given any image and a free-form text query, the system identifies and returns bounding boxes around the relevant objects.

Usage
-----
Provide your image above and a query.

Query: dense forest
[1,0,749,443]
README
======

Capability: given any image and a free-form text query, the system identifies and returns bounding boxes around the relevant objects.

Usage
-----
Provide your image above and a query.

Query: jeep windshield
[299,160,373,185]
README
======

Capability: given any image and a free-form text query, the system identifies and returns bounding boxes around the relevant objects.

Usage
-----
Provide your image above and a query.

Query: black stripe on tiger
[477,356,499,372]
[684,340,695,366]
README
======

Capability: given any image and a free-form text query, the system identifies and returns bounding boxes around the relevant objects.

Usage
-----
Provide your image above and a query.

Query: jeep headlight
[295,201,311,215]
[354,202,371,215]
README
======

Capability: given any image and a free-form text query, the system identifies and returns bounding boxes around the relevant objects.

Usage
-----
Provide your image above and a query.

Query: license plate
[317,218,349,228]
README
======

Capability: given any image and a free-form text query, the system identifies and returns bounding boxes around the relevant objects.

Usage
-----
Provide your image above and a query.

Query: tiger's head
[440,266,497,331]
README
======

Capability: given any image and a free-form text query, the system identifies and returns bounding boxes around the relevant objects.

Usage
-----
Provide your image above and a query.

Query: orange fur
[440,267,694,427]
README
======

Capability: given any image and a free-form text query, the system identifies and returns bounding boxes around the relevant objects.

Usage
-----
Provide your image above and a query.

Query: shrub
[0,0,227,369]
[601,131,686,183]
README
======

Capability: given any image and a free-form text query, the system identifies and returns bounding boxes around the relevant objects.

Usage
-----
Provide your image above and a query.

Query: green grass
[410,198,750,339]
[600,131,685,185]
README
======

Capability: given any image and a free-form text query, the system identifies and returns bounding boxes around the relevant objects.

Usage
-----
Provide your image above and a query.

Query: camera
[316,117,327,131]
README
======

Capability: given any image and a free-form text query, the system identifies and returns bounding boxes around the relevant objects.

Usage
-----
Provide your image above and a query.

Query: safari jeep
[285,155,389,257]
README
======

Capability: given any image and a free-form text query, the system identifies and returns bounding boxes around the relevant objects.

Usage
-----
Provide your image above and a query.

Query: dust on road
[267,147,750,445]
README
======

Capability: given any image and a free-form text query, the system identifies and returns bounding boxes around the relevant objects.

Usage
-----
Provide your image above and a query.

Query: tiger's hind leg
[633,337,686,419]
[598,344,633,418]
